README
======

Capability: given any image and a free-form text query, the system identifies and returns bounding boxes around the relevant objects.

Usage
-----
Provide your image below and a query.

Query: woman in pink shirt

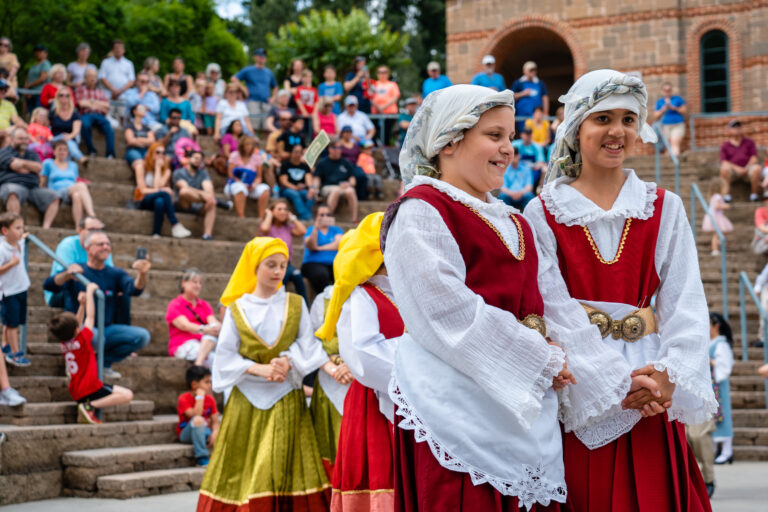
[312,99,338,136]
[166,269,220,366]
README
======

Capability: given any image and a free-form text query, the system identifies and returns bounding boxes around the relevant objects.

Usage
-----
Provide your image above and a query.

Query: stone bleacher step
[0,400,154,426]
[732,361,766,376]
[733,409,768,427]
[94,466,205,499]
[729,376,768,392]
[731,391,767,409]
[734,427,768,447]
[734,445,768,461]
[63,443,195,494]
[9,375,128,403]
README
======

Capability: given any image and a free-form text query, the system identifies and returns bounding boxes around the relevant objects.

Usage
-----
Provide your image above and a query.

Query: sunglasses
[92,242,111,247]
[329,145,341,149]
[58,93,71,98]
[169,116,181,120]
[0,43,9,48]
[317,213,330,217]
[154,149,165,154]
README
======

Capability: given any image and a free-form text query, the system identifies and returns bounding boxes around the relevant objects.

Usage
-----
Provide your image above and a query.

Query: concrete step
[731,391,766,409]
[9,375,129,403]
[734,427,768,447]
[733,409,768,427]
[94,466,205,499]
[6,353,64,377]
[63,443,195,493]
[733,361,766,377]
[734,445,768,461]
[730,375,767,392]
[0,399,154,426]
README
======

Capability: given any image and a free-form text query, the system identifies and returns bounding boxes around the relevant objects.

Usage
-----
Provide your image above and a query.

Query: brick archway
[686,18,743,113]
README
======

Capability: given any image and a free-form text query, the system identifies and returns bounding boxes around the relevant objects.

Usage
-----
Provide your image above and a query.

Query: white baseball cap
[482,55,496,65]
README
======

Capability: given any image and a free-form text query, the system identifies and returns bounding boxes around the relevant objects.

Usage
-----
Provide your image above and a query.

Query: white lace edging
[558,373,632,434]
[533,344,567,409]
[572,406,642,449]
[540,173,657,227]
[389,379,567,509]
[407,175,518,217]
[651,359,719,424]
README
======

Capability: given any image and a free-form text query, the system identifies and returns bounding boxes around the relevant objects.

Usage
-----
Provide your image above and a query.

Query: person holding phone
[301,205,343,296]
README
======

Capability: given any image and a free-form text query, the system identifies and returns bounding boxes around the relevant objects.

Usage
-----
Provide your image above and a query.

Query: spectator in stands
[220,120,243,158]
[0,350,25,405]
[295,70,318,117]
[225,136,271,219]
[200,81,218,135]
[260,198,308,301]
[471,55,505,92]
[302,204,343,295]
[76,68,115,158]
[344,56,372,113]
[0,37,20,93]
[525,106,551,147]
[45,216,112,308]
[189,78,206,130]
[41,140,96,226]
[752,196,768,255]
[397,97,419,146]
[235,48,278,131]
[0,127,59,228]
[284,59,305,110]
[214,83,253,139]
[0,212,31,367]
[50,85,87,165]
[122,72,162,130]
[337,96,375,142]
[551,106,564,133]
[654,82,687,157]
[265,89,295,133]
[371,65,400,144]
[135,141,191,239]
[55,282,134,424]
[511,61,549,131]
[277,116,306,161]
[277,144,315,221]
[0,68,17,104]
[720,119,761,202]
[339,125,360,164]
[702,177,733,256]
[755,262,768,341]
[155,108,191,162]
[499,152,534,210]
[67,42,97,89]
[44,230,152,379]
[125,104,155,171]
[312,98,338,137]
[0,79,25,131]
[160,79,194,124]
[173,149,216,240]
[512,127,546,190]
[163,57,194,100]
[98,39,134,100]
[422,61,452,98]
[166,269,219,366]
[357,139,382,199]
[23,44,51,111]
[141,57,166,97]
[314,139,358,223]
[27,107,53,160]
[205,63,226,98]
[40,63,71,109]
[318,65,343,114]
[266,111,292,161]
[176,365,219,467]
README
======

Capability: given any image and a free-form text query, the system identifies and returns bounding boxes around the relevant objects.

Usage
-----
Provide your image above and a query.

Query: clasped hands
[247,356,291,382]
[322,360,354,385]
[621,365,675,418]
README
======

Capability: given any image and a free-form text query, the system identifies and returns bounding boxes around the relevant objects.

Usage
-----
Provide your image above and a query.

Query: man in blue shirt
[511,61,549,133]
[512,128,547,190]
[422,61,452,98]
[235,48,278,131]
[499,152,535,210]
[653,82,687,157]
[471,55,506,92]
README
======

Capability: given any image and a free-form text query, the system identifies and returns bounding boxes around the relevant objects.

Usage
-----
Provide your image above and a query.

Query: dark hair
[169,107,182,116]
[533,106,543,113]
[78,215,101,230]
[709,312,733,345]
[324,64,336,72]
[226,119,242,134]
[112,39,124,48]
[52,139,69,151]
[186,365,211,388]
[49,311,79,341]
[289,143,303,153]
[0,211,22,229]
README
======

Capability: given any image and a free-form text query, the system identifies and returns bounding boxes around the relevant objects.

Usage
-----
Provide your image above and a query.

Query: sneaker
[723,194,732,203]
[77,402,101,424]
[216,199,233,210]
[196,457,209,467]
[171,223,192,239]
[102,367,122,379]
[750,193,760,202]
[0,387,26,407]
[152,234,161,239]
[6,352,31,368]
[202,234,213,241]
[711,250,720,256]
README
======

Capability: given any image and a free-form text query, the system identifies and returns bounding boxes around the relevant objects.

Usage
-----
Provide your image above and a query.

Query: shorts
[176,201,204,214]
[0,291,27,328]
[0,183,59,213]
[173,336,217,361]
[661,122,685,141]
[77,384,113,404]
[224,181,270,199]
[246,101,270,131]
[321,185,342,197]
[125,147,147,165]
[55,187,71,204]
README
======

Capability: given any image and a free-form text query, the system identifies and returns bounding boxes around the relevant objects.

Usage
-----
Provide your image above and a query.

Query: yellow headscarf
[315,212,384,341]
[220,237,290,307]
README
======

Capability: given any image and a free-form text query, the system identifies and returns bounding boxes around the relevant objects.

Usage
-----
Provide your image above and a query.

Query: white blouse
[383,176,574,507]
[309,285,350,414]
[525,169,718,448]
[710,336,734,384]
[212,288,330,409]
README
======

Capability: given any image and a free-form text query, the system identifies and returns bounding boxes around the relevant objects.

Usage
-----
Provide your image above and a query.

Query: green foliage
[266,8,409,82]
[245,0,299,52]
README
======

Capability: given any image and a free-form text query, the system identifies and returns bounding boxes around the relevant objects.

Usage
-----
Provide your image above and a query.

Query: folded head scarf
[220,237,290,306]
[399,84,516,186]
[545,69,657,184]
[315,212,384,341]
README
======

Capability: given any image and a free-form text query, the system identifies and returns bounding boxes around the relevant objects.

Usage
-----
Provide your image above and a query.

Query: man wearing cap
[654,82,687,157]
[471,55,506,92]
[98,40,135,100]
[235,48,278,132]
[511,61,549,132]
[23,44,51,111]
[344,56,372,114]
[422,61,452,98]
[720,120,761,202]
[397,97,419,146]
[0,79,26,131]
[337,96,375,142]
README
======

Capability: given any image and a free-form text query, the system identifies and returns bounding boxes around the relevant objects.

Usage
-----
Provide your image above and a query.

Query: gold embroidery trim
[582,218,632,265]
[367,282,407,334]
[232,294,291,349]
[463,205,525,261]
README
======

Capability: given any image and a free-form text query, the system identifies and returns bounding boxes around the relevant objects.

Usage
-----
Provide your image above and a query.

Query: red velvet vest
[540,189,665,308]
[382,184,544,319]
[361,282,405,339]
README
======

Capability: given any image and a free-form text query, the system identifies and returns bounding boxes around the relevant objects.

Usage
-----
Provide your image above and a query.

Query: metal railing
[688,110,768,151]
[690,182,728,319]
[737,272,768,409]
[652,123,681,197]
[22,234,107,381]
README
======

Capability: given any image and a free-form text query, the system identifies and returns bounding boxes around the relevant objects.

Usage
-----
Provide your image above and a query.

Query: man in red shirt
[52,282,133,424]
[176,365,219,467]
[719,119,761,202]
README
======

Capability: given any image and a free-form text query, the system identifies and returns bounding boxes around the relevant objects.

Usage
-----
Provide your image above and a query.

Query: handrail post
[20,237,30,355]
[654,143,662,184]
[739,275,748,361]
[722,245,728,321]
[674,158,681,198]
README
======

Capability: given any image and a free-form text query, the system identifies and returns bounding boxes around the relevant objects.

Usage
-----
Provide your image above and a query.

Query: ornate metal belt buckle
[521,314,547,338]
[619,313,646,342]
[587,310,612,339]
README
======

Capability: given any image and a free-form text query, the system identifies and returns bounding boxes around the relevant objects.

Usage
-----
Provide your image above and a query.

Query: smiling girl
[525,69,717,511]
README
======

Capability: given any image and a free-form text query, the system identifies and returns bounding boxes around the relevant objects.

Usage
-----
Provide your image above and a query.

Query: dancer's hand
[622,365,674,413]
[267,356,291,382]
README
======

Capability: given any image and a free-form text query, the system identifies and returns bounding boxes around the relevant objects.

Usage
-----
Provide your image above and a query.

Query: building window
[700,30,730,113]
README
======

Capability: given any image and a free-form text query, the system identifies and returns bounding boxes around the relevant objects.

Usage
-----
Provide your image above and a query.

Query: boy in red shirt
[295,69,318,117]
[176,365,219,467]
[52,282,133,424]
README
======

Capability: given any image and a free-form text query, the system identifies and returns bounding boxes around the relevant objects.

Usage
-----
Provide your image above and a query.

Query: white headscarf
[399,84,515,185]
[545,69,657,184]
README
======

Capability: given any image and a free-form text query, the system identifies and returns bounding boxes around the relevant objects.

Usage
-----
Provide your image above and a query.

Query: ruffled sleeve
[211,307,253,393]
[281,300,331,381]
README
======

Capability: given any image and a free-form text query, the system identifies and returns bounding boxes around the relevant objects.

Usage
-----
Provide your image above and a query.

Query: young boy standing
[53,282,133,424]
[318,65,343,115]
[0,212,31,367]
[177,365,219,467]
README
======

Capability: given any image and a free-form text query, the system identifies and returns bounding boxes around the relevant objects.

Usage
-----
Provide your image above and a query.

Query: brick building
[446,0,768,147]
